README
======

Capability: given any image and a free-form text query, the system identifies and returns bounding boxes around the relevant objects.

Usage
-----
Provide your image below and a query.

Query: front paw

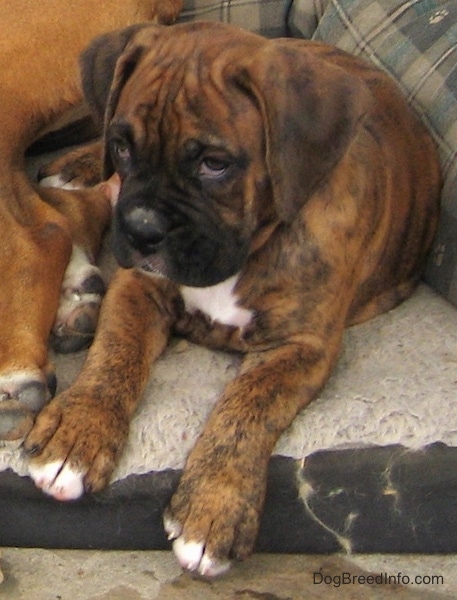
[23,389,128,501]
[164,467,265,577]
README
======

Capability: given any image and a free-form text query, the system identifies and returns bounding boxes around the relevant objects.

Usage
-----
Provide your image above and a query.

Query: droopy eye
[199,157,230,179]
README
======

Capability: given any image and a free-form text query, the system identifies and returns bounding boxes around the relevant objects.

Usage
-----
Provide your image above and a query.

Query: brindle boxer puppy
[0,0,182,440]
[26,22,441,577]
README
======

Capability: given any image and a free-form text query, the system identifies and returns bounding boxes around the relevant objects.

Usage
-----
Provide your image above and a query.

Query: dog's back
[1,0,182,153]
[286,40,441,324]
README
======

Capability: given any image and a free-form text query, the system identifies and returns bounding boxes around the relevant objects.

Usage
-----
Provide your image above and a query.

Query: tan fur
[0,1,181,439]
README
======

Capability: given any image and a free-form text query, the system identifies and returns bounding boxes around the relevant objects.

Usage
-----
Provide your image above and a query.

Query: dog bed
[1,276,457,553]
[1,0,457,555]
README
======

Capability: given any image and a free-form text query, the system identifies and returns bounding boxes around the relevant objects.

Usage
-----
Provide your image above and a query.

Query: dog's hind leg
[34,142,113,352]
[0,170,110,440]
[37,141,104,191]
[37,183,111,353]
[0,170,74,440]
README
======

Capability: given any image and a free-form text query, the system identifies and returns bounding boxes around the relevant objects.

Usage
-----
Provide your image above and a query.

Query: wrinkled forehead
[111,30,263,156]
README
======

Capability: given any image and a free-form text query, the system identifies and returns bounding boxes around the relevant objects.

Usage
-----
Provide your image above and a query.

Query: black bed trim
[1,443,456,553]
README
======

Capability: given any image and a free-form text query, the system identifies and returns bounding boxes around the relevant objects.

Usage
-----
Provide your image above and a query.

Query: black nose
[120,207,166,252]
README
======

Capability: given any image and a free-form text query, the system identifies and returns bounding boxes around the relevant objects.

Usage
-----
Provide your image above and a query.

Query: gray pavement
[0,549,455,599]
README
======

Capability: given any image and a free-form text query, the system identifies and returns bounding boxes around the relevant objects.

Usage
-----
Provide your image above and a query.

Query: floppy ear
[80,23,153,126]
[80,24,164,176]
[234,42,372,222]
[81,25,140,125]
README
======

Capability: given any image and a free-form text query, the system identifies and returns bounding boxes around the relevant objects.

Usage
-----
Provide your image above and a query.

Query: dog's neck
[249,221,280,255]
[180,274,253,329]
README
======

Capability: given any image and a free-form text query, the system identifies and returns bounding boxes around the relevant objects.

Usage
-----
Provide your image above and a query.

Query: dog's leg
[0,1,184,442]
[0,165,110,439]
[37,182,111,352]
[24,269,178,500]
[0,164,76,440]
[37,141,103,191]
[163,335,343,577]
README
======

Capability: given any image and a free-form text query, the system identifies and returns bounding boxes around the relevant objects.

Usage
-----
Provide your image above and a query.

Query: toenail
[46,371,57,398]
[24,442,41,455]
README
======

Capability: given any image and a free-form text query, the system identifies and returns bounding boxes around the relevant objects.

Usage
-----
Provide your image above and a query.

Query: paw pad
[51,245,105,353]
[0,373,54,440]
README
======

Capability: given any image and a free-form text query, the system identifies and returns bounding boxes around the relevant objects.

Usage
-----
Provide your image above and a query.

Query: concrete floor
[0,549,455,599]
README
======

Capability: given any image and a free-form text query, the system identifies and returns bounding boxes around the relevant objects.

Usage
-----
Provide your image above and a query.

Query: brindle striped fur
[26,22,441,576]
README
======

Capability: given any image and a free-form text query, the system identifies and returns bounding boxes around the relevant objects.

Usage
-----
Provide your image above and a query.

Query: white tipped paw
[164,517,231,578]
[28,460,86,501]
[172,537,231,577]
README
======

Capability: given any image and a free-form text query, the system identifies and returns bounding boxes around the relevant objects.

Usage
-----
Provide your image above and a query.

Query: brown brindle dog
[0,0,182,440]
[25,22,441,576]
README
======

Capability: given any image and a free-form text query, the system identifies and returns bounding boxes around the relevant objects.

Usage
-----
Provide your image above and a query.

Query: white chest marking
[180,274,253,328]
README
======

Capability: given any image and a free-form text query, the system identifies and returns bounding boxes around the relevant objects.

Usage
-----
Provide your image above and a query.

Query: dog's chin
[113,245,167,278]
[116,248,238,288]
[139,259,238,288]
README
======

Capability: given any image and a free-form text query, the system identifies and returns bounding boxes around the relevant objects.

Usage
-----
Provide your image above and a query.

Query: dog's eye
[111,140,132,166]
[199,157,229,179]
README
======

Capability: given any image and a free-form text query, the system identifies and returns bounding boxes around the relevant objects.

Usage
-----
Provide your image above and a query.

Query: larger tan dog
[0,0,182,440]
[25,22,441,576]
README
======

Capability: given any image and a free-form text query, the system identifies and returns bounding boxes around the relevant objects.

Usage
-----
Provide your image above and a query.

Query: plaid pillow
[178,0,293,37]
[291,0,457,306]
[288,0,329,38]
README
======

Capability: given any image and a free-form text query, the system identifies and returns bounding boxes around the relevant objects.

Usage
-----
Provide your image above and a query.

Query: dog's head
[82,22,370,287]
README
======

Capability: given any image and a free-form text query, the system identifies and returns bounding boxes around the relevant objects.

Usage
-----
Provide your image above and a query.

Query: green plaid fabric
[290,0,457,306]
[288,0,329,38]
[178,0,293,37]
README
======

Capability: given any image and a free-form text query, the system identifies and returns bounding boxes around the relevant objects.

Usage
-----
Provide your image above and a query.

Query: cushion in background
[290,0,457,306]
[178,0,293,37]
